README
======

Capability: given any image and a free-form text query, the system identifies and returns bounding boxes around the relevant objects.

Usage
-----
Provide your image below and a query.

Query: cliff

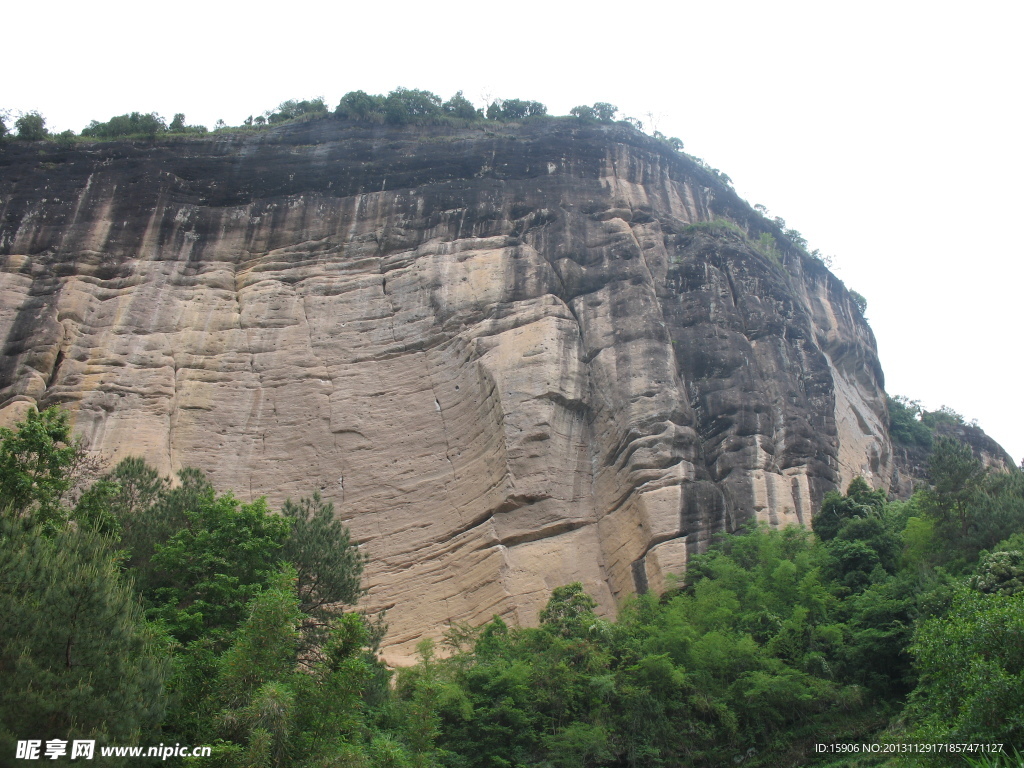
[0,118,893,659]
[891,422,1017,496]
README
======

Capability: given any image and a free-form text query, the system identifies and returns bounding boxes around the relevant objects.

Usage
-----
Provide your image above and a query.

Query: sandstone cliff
[0,119,893,659]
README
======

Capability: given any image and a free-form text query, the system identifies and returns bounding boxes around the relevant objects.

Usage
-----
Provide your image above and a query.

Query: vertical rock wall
[0,120,892,659]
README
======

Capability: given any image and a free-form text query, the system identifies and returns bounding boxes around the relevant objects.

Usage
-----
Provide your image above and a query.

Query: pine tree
[281,493,366,648]
[0,516,169,750]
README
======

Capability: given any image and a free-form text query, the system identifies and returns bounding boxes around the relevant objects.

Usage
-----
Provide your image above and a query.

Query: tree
[442,91,479,119]
[0,516,169,751]
[335,90,385,121]
[498,99,530,119]
[905,586,1024,746]
[112,465,204,590]
[81,112,166,140]
[887,395,933,448]
[539,583,599,639]
[382,88,443,125]
[108,456,170,519]
[75,455,170,539]
[487,98,547,121]
[54,129,77,149]
[15,111,47,140]
[280,492,366,647]
[165,564,383,764]
[143,486,289,644]
[812,477,887,543]
[784,228,807,249]
[850,289,868,315]
[971,549,1024,595]
[0,407,79,528]
[267,98,327,124]
[925,436,986,538]
[920,404,965,430]
[569,105,597,121]
[169,113,186,132]
[592,102,617,122]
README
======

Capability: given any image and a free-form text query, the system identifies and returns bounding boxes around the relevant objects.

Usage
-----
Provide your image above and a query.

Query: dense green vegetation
[0,408,378,765]
[0,89,674,148]
[886,397,982,453]
[2,405,1022,765]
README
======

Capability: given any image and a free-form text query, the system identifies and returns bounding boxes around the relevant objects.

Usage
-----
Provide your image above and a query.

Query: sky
[5,0,1023,464]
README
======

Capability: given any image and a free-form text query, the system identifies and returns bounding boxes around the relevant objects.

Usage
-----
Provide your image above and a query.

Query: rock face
[0,119,893,659]
[891,422,1017,497]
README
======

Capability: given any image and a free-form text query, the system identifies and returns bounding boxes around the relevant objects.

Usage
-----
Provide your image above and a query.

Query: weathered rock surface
[891,422,1017,496]
[0,119,893,660]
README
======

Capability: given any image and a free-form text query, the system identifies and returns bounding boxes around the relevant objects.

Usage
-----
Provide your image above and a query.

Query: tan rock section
[0,121,893,660]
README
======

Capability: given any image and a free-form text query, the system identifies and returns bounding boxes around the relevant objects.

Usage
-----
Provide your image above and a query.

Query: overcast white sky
[6,0,1022,463]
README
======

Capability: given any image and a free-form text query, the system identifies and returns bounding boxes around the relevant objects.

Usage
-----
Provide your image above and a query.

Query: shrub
[267,98,327,124]
[569,103,618,123]
[82,112,166,139]
[382,88,442,125]
[487,98,547,120]
[335,90,385,121]
[54,129,77,149]
[905,586,1024,747]
[887,395,933,448]
[569,104,597,121]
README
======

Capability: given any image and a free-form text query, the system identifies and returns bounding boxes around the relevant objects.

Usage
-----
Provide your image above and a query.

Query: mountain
[0,117,908,659]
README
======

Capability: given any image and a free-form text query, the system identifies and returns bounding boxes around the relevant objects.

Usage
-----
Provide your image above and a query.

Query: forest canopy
[2,406,1022,765]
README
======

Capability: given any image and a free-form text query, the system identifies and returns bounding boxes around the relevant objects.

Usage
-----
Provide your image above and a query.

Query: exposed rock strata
[0,120,892,659]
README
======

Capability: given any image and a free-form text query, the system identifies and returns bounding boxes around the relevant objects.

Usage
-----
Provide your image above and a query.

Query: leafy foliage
[486,98,547,120]
[754,231,784,265]
[5,405,1024,766]
[266,97,327,124]
[281,492,367,648]
[919,404,965,430]
[443,91,481,120]
[905,586,1024,748]
[0,515,168,751]
[82,111,168,139]
[15,111,48,140]
[335,89,386,121]
[144,490,289,644]
[569,102,618,123]
[383,88,443,124]
[887,395,933,448]
[0,407,79,527]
